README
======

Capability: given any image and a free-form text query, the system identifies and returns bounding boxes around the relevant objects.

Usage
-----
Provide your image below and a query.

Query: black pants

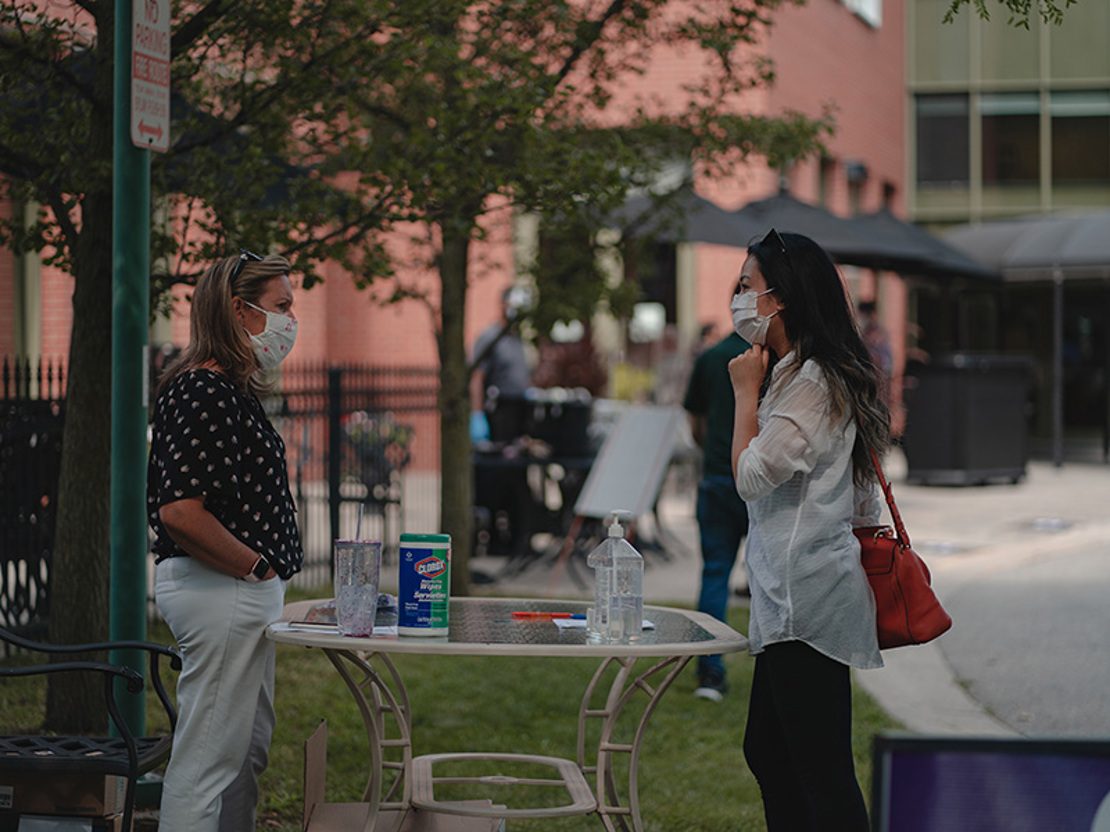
[743,641,869,832]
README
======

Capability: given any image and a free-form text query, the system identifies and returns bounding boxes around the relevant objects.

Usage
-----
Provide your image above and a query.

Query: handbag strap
[869,448,911,548]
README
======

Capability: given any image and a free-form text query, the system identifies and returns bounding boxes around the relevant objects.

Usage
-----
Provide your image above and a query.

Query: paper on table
[274,621,399,637]
[554,618,655,631]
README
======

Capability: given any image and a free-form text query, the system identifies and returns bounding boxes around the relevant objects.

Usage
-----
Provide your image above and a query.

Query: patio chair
[0,626,181,831]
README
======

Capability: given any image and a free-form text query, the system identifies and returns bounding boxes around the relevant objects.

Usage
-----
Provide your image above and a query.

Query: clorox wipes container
[398,533,451,636]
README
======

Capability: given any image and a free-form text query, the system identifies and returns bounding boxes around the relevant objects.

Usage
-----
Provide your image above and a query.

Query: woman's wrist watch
[243,556,270,582]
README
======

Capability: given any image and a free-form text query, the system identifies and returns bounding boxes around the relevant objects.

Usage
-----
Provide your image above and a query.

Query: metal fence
[0,357,440,629]
[274,362,441,588]
[0,357,67,632]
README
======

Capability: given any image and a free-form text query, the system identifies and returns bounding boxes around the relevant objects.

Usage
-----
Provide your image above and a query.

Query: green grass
[263,585,901,831]
[2,585,901,832]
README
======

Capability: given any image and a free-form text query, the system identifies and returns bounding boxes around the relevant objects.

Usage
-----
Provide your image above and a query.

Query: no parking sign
[130,0,170,152]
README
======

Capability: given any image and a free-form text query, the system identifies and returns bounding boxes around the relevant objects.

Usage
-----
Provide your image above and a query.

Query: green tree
[0,0,830,729]
[944,0,1075,26]
[0,0,395,732]
[324,0,831,597]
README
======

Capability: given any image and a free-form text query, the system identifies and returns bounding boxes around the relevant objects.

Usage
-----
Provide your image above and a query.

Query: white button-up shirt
[735,353,883,669]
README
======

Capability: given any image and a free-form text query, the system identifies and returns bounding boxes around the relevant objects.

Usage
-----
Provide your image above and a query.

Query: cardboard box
[0,775,125,817]
[2,814,121,832]
[303,720,371,832]
[303,721,504,832]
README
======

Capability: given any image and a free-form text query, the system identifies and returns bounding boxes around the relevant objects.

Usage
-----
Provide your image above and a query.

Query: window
[916,94,969,185]
[627,241,677,326]
[913,0,970,84]
[981,15,1038,81]
[981,93,1039,186]
[842,0,882,28]
[846,160,868,215]
[1051,91,1110,186]
[1050,1,1110,80]
[818,156,836,207]
[881,181,897,208]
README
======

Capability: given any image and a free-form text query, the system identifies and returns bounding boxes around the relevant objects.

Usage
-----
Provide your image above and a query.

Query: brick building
[2,0,908,404]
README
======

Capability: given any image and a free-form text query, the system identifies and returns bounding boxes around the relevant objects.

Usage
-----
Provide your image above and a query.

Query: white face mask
[730,289,778,345]
[244,301,297,368]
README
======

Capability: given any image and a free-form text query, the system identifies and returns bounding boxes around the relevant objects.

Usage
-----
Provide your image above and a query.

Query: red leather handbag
[855,450,952,649]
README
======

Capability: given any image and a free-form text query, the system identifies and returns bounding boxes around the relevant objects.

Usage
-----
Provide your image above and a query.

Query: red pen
[510,611,579,619]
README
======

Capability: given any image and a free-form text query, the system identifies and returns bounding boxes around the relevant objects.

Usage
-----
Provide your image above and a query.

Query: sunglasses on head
[761,228,788,257]
[230,249,263,286]
[757,227,795,280]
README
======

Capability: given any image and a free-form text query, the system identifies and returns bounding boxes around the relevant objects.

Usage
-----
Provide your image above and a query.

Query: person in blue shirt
[682,292,751,701]
[472,288,531,405]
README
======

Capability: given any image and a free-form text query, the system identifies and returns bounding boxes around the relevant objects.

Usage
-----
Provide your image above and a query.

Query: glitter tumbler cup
[333,539,382,637]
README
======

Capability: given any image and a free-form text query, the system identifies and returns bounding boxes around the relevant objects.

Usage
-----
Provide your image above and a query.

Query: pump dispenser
[585,512,644,644]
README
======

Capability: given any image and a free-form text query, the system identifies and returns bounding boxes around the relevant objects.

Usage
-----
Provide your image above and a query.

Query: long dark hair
[748,230,891,485]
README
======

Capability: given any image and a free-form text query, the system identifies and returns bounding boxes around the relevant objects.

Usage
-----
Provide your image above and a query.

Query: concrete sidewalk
[473,449,1110,736]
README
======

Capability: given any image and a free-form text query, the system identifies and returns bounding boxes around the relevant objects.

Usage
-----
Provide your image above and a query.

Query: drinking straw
[356,502,365,541]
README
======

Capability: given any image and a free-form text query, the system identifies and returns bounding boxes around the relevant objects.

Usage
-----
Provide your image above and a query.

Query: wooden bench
[0,626,181,831]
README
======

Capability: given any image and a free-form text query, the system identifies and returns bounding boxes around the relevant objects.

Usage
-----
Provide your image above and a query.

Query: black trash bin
[902,353,1033,486]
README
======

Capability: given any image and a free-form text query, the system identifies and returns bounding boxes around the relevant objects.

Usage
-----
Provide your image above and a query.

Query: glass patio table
[268,596,747,832]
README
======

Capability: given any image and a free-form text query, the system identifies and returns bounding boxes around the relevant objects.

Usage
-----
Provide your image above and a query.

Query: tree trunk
[44,198,114,733]
[437,226,473,598]
[44,10,115,733]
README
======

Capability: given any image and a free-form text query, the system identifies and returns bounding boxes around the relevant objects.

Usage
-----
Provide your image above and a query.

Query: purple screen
[879,746,1110,832]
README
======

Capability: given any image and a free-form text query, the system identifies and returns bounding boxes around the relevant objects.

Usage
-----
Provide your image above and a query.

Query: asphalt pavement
[474,448,1110,737]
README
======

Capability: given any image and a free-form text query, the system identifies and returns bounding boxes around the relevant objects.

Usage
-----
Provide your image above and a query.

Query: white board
[573,405,682,520]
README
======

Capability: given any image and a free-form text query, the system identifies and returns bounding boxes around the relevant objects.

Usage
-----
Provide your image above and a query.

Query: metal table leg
[324,649,413,832]
[323,647,691,832]
[577,654,693,832]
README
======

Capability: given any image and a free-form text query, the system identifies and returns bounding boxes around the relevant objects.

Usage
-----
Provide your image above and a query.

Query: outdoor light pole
[110,0,152,734]
[1052,267,1064,468]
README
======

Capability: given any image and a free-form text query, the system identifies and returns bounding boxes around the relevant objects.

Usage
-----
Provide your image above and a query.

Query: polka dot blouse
[147,368,303,580]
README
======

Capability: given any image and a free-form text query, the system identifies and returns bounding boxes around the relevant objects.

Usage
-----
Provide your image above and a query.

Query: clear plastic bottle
[585,524,613,643]
[586,513,643,644]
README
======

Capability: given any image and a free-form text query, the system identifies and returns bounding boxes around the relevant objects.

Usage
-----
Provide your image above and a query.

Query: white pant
[155,557,286,832]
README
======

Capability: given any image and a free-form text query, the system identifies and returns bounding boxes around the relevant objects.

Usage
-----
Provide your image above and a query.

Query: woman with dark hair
[148,251,303,832]
[728,229,890,831]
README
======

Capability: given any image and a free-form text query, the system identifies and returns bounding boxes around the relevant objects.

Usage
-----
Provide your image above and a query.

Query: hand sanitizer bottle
[608,514,643,643]
[585,520,613,643]
[586,512,643,643]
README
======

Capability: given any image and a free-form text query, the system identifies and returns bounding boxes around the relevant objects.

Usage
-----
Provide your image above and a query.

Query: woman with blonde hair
[148,250,303,831]
[729,229,890,831]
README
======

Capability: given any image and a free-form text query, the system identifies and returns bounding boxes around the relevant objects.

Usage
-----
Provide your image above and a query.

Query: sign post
[111,0,168,735]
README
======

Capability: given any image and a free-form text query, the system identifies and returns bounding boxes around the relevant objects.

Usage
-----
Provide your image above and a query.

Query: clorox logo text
[415,557,446,578]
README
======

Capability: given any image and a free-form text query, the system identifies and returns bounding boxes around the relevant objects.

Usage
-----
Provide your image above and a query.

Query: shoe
[694,668,728,702]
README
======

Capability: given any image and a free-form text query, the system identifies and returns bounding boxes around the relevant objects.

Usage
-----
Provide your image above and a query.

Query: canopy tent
[731,191,895,264]
[609,188,1000,280]
[847,208,1001,281]
[945,211,1110,281]
[945,211,1110,465]
[734,194,1000,280]
[611,189,751,248]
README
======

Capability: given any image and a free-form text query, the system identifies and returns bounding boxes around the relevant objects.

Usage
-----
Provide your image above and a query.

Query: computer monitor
[872,733,1110,832]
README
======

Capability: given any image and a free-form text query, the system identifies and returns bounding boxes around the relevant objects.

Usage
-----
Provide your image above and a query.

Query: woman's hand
[729,344,768,475]
[728,343,769,399]
[160,496,267,579]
